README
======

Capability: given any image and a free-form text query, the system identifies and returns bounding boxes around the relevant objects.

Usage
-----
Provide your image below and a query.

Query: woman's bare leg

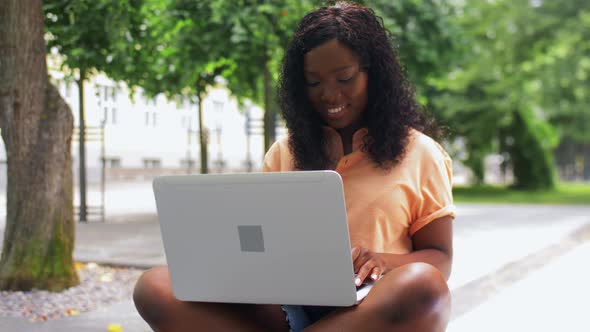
[134,263,450,332]
[306,262,451,332]
[133,266,289,332]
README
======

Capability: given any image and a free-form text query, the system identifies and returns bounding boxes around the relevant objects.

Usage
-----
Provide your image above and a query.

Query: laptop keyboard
[355,281,375,304]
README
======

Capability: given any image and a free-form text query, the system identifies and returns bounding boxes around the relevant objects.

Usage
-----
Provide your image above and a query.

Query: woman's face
[303,39,368,131]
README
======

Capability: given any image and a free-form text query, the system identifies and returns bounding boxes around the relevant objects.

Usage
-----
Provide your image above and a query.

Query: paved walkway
[0,182,589,331]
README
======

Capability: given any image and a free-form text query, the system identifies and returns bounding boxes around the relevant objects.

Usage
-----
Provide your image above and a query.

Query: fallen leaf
[65,309,80,316]
[107,323,123,332]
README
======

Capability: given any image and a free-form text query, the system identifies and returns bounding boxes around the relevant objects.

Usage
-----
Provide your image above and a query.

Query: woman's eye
[338,76,354,83]
[306,81,320,87]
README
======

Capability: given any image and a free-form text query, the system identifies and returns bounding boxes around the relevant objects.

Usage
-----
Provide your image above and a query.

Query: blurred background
[0,0,589,331]
[2,0,589,198]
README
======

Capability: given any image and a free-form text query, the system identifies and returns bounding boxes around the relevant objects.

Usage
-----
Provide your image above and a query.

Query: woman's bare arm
[375,215,453,280]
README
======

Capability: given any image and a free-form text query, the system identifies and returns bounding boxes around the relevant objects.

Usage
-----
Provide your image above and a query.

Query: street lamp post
[77,75,87,223]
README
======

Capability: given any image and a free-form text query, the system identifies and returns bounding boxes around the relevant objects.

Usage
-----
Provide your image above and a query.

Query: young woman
[133,2,454,331]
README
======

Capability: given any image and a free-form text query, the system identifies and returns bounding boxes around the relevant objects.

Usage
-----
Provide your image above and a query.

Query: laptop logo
[237,225,265,252]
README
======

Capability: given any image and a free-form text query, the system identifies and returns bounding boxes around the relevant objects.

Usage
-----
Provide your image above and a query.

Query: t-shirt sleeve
[409,141,456,236]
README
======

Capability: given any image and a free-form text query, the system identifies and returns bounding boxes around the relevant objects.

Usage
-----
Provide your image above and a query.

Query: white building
[0,66,285,186]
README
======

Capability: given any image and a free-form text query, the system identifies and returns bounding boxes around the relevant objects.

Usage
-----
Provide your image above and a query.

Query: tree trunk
[197,91,208,174]
[0,0,79,291]
[505,109,556,190]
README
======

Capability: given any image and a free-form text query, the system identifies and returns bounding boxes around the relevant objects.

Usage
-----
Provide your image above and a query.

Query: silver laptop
[153,170,375,306]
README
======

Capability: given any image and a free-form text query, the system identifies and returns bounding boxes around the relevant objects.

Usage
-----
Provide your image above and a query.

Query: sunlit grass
[453,182,590,205]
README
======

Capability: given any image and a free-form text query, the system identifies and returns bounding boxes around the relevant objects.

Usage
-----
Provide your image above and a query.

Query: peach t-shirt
[262,127,455,254]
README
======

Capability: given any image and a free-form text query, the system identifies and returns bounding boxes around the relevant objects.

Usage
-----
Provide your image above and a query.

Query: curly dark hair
[278,1,440,170]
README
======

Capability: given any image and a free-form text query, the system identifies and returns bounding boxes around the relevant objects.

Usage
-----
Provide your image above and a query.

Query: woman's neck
[337,124,361,155]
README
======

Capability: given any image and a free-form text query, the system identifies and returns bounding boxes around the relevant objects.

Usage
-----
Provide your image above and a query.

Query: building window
[111,108,117,124]
[104,157,121,168]
[143,158,161,169]
[145,111,157,127]
[180,158,196,168]
[213,101,224,113]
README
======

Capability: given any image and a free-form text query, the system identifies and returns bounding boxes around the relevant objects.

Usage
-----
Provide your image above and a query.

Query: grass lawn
[453,182,590,205]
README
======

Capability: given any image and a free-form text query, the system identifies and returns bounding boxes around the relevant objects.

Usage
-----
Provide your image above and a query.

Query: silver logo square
[237,225,265,252]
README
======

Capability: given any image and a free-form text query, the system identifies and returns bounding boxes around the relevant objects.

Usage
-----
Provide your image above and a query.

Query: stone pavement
[0,181,589,331]
[449,242,590,332]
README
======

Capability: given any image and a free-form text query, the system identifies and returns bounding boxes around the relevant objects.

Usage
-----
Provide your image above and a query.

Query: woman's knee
[402,262,450,311]
[399,262,449,298]
[371,263,451,328]
[133,266,177,326]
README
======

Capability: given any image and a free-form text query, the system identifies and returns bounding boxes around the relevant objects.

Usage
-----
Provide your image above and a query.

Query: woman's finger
[351,246,361,262]
[353,248,379,273]
[351,247,366,272]
[355,259,377,286]
[370,266,381,281]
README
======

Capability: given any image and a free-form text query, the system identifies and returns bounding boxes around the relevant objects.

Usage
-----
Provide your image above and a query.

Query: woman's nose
[320,85,340,103]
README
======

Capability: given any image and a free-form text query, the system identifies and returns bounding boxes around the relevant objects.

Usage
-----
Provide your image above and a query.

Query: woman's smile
[327,105,346,114]
[325,104,349,120]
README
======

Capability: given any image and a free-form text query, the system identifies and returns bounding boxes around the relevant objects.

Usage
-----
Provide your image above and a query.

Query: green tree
[109,0,236,173]
[365,0,460,107]
[433,0,580,189]
[0,0,78,291]
[520,1,590,144]
[123,0,317,154]
[211,0,317,152]
[44,0,142,219]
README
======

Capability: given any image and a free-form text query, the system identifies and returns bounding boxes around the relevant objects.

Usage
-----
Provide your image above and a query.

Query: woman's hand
[351,246,388,286]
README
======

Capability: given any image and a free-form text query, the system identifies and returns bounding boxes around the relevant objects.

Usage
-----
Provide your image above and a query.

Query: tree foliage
[43,0,590,187]
[111,0,237,173]
[44,0,143,80]
[208,0,318,151]
[432,0,590,189]
[364,0,460,105]
[521,1,590,144]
